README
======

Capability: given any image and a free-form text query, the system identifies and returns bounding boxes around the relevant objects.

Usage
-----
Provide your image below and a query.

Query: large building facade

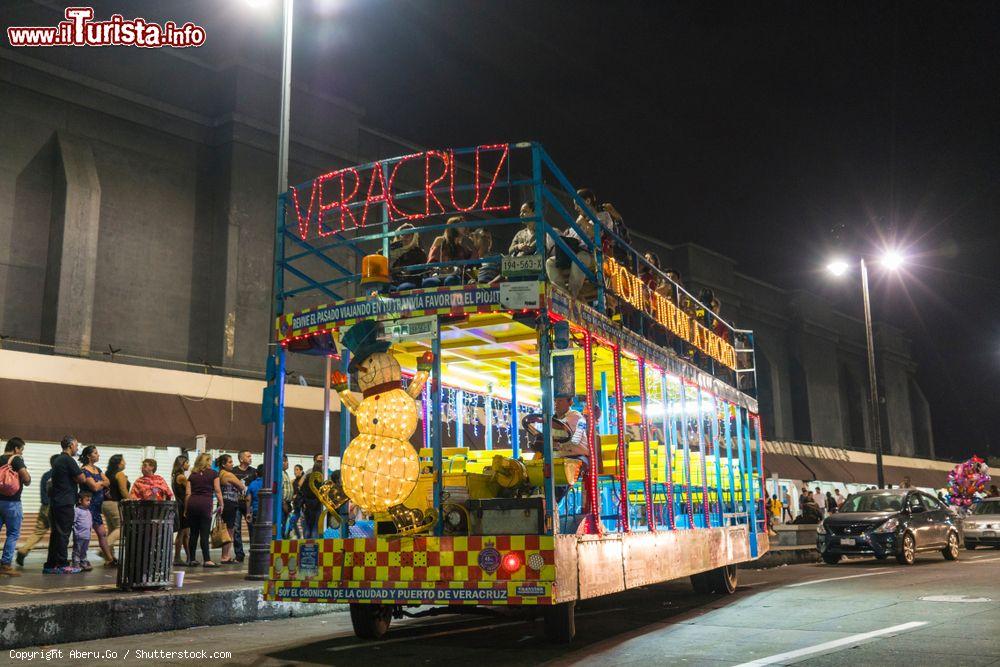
[0,2,931,460]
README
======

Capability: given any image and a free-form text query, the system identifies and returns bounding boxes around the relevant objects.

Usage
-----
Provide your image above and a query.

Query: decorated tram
[260,143,768,642]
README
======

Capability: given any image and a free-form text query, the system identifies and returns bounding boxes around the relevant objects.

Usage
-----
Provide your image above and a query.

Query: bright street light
[881,249,905,271]
[826,259,850,277]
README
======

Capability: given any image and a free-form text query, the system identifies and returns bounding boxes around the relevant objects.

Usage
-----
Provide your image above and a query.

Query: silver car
[964,498,1000,549]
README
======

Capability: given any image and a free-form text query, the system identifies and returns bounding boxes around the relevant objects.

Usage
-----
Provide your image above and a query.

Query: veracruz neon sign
[603,257,738,370]
[289,144,511,239]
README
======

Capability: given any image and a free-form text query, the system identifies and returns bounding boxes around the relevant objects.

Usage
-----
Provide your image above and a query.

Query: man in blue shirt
[15,455,58,567]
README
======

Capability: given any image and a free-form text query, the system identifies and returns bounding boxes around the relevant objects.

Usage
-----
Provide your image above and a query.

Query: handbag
[210,514,232,548]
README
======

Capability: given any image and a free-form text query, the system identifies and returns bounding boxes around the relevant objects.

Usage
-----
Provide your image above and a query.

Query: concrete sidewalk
[0,548,340,650]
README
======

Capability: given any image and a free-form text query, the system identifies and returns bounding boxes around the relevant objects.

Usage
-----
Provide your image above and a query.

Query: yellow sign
[603,257,738,369]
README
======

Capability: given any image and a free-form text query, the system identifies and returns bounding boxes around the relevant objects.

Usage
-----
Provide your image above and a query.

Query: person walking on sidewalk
[44,437,102,574]
[16,454,58,567]
[184,453,222,568]
[71,491,94,571]
[231,450,257,563]
[79,446,117,566]
[0,437,31,577]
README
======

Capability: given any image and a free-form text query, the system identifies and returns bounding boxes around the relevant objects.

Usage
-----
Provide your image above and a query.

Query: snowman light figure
[331,319,435,533]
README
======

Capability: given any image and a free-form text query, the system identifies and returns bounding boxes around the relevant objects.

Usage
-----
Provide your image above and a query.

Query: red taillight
[502,552,522,572]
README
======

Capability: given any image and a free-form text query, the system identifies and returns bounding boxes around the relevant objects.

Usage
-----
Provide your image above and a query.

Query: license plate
[983,531,996,537]
[840,538,856,546]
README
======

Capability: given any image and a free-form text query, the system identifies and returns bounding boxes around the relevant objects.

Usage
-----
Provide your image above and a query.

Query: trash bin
[117,499,176,591]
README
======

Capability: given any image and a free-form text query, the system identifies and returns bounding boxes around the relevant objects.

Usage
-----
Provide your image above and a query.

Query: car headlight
[873,518,899,533]
[816,523,827,535]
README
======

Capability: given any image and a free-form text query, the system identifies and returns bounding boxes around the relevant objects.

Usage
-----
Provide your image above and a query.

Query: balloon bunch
[946,456,991,508]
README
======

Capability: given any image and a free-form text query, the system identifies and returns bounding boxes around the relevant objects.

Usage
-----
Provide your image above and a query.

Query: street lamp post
[249,0,294,580]
[826,251,904,490]
[858,258,885,489]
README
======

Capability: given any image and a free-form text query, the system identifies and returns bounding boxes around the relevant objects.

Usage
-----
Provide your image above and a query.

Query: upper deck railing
[272,142,757,395]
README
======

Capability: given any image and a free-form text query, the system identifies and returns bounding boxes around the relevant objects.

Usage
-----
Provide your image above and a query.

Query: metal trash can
[117,500,176,591]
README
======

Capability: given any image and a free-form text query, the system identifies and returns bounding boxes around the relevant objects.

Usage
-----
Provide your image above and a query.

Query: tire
[822,553,842,565]
[350,603,392,640]
[690,565,738,594]
[942,531,960,561]
[544,601,576,643]
[896,533,916,565]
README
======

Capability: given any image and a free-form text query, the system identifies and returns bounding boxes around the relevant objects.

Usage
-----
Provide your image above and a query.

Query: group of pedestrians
[768,486,847,526]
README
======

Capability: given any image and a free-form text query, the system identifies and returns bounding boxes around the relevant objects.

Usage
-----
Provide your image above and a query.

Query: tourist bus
[261,142,767,642]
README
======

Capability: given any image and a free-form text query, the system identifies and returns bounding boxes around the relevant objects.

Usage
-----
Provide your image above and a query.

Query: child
[471,229,499,284]
[73,491,94,571]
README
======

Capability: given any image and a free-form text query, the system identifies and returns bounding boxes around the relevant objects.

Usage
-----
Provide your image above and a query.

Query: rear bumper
[965,531,1000,547]
[817,531,898,558]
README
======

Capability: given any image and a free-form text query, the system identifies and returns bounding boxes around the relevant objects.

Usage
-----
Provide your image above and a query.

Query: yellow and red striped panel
[269,535,556,584]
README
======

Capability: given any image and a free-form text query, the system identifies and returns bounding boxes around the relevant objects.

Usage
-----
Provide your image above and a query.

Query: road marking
[919,595,992,603]
[961,556,1000,564]
[732,621,928,666]
[785,569,899,588]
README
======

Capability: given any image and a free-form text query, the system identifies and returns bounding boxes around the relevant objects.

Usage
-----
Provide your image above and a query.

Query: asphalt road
[19,550,1000,666]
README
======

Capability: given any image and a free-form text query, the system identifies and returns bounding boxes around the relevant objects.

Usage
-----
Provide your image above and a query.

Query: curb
[743,547,821,569]
[1,586,345,650]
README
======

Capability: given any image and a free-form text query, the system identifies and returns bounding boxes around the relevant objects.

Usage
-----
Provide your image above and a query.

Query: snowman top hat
[339,320,391,373]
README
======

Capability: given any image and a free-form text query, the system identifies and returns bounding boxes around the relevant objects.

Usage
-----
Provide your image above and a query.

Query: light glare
[882,249,905,270]
[826,259,850,277]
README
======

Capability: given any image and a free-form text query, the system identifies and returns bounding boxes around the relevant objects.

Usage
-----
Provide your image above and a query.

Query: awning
[762,453,815,480]
[0,378,337,456]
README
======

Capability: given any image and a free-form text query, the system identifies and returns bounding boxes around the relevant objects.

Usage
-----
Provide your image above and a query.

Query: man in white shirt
[834,488,845,509]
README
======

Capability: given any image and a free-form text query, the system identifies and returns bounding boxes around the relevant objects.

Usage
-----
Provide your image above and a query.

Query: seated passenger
[521,395,590,506]
[545,189,610,300]
[509,202,539,256]
[471,228,500,284]
[389,222,427,290]
[601,201,631,263]
[424,216,471,287]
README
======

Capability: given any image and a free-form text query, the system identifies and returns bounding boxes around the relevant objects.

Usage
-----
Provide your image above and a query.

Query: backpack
[0,457,21,496]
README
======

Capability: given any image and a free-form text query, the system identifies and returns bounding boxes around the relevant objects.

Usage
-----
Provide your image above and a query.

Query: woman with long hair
[425,216,471,286]
[183,452,221,567]
[78,446,116,567]
[171,455,191,563]
[102,454,128,556]
[216,454,246,565]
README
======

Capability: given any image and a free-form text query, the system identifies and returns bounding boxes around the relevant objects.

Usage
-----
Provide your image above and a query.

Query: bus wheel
[350,603,392,640]
[544,601,576,643]
[691,564,738,595]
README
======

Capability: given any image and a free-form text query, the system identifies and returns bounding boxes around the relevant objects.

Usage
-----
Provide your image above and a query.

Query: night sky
[251,0,1000,459]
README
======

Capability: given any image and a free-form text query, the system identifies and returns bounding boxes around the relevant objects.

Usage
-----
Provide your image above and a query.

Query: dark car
[816,489,962,565]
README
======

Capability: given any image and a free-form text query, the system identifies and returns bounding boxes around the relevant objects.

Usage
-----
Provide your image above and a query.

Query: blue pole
[432,322,444,536]
[724,402,737,522]
[735,405,750,523]
[679,383,695,529]
[273,347,286,532]
[539,315,556,534]
[510,362,519,458]
[599,372,609,435]
[456,390,464,449]
[660,372,674,530]
[531,144,546,278]
[695,386,711,525]
[338,350,350,538]
[745,410,761,554]
[484,391,493,450]
[710,396,725,527]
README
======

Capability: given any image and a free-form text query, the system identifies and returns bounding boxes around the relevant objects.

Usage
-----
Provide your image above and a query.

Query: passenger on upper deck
[470,228,500,285]
[508,202,539,256]
[545,188,610,299]
[424,216,472,287]
[389,222,427,290]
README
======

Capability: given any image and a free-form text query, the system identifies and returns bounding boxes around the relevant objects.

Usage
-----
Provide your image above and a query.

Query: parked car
[963,498,1000,549]
[816,489,962,565]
